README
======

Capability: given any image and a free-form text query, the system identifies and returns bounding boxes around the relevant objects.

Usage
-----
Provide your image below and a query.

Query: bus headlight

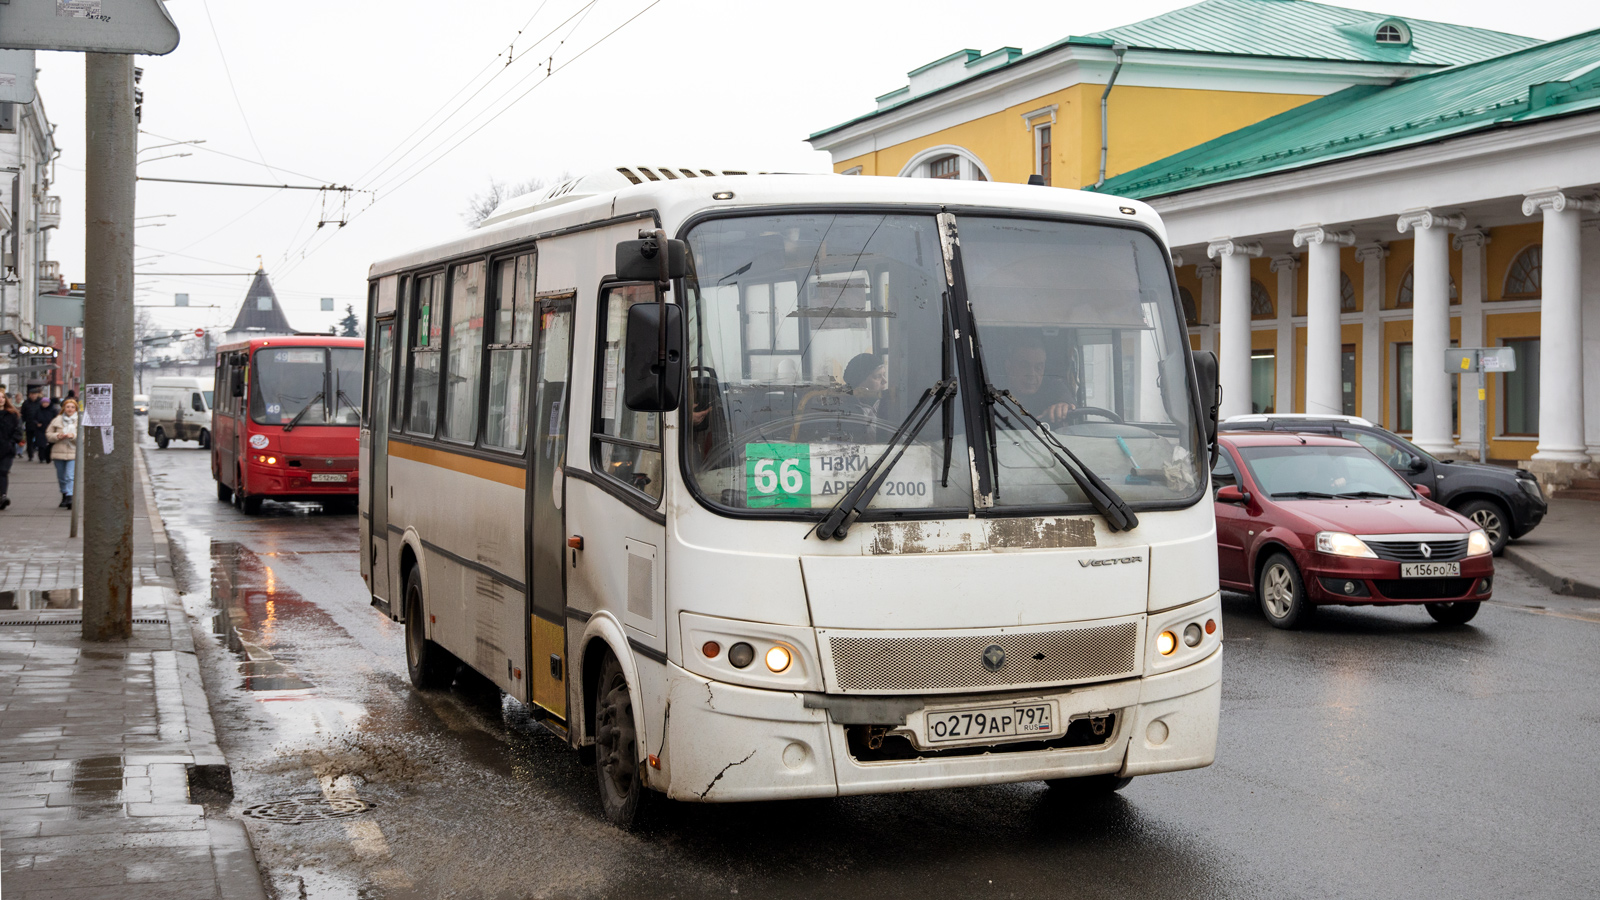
[1156,630,1177,656]
[727,642,755,669]
[1316,531,1377,558]
[1467,529,1492,557]
[764,645,792,673]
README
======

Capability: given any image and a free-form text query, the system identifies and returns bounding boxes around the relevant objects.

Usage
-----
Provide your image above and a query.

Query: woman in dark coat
[0,393,24,509]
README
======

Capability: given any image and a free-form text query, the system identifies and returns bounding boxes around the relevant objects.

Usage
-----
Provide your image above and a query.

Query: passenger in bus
[842,353,887,421]
[998,334,1076,424]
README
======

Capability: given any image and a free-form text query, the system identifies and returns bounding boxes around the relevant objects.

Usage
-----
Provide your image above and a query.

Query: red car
[1212,433,1493,628]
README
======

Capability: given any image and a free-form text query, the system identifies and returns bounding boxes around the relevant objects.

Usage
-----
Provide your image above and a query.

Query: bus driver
[998,333,1076,424]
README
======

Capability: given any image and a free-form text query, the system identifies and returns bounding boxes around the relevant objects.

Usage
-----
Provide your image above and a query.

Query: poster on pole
[83,383,112,426]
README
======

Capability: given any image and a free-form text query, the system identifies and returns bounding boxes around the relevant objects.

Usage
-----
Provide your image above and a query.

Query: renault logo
[982,645,1006,671]
[1420,543,1433,558]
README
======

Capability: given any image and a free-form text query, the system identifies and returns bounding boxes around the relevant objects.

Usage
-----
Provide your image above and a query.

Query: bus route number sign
[745,443,934,509]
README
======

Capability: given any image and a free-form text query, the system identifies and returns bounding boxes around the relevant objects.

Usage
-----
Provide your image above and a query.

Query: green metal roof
[808,1,1535,142]
[1093,29,1600,199]
[1088,0,1535,66]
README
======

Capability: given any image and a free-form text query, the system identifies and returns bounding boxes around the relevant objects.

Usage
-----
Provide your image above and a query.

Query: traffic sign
[0,0,179,55]
[194,328,204,338]
[0,50,36,104]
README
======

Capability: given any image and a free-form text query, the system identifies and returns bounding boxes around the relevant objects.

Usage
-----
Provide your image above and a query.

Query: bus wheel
[199,428,210,449]
[216,480,232,503]
[1046,773,1133,796]
[240,495,263,516]
[154,428,169,449]
[404,567,452,689]
[593,652,645,826]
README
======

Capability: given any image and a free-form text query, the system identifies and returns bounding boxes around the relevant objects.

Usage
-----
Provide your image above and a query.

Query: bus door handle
[568,535,582,569]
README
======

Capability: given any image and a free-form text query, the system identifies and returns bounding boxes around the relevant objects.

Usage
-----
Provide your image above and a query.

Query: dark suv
[1220,414,1545,555]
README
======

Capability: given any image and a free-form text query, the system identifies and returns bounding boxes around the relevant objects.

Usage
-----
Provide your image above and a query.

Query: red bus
[211,336,364,514]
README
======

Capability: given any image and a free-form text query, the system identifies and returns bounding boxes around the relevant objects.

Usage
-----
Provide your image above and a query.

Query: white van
[147,376,213,448]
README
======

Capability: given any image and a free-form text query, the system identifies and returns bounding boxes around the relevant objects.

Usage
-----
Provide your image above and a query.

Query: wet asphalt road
[140,435,1600,900]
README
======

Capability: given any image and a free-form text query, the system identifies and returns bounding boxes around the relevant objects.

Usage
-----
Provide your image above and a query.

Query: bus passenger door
[528,297,574,719]
[367,320,396,606]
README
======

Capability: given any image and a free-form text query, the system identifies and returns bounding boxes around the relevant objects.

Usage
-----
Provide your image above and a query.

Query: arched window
[898,146,992,182]
[1395,267,1459,308]
[1504,244,1541,298]
[1179,287,1198,326]
[1340,272,1356,312]
[1374,19,1411,44]
[1250,279,1274,318]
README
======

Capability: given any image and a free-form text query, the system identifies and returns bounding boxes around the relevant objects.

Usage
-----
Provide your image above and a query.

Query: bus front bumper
[657,646,1220,802]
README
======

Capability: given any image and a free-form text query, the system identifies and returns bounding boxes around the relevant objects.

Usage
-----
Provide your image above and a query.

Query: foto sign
[0,0,178,55]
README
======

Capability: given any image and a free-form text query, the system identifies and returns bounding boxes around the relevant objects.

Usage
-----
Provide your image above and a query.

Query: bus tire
[593,652,645,827]
[154,428,169,449]
[240,495,263,516]
[404,567,452,689]
[216,480,232,503]
[1045,773,1133,796]
[199,428,210,449]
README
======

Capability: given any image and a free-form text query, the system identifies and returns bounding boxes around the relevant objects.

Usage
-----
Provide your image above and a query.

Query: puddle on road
[0,587,81,609]
[210,540,318,695]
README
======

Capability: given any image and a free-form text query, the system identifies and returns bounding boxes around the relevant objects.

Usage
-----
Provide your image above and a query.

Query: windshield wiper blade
[812,379,958,541]
[281,390,324,432]
[335,389,358,420]
[990,390,1138,532]
[1271,490,1337,499]
[1333,491,1407,499]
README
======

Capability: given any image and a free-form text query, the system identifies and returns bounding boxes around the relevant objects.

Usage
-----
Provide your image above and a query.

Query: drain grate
[0,618,169,627]
[241,796,375,823]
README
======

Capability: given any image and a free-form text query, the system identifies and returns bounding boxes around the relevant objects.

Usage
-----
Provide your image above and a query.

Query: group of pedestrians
[0,386,79,511]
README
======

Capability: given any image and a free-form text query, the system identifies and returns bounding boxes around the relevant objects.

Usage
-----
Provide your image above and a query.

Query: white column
[1453,229,1489,454]
[1355,243,1386,421]
[1523,189,1596,462]
[1207,239,1263,420]
[1397,209,1465,454]
[1271,255,1298,414]
[1294,225,1354,415]
[1197,263,1218,355]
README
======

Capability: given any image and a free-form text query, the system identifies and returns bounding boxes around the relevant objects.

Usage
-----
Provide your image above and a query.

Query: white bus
[361,169,1223,824]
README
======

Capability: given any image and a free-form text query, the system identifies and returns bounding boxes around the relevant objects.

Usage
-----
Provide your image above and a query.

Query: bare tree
[463,176,550,227]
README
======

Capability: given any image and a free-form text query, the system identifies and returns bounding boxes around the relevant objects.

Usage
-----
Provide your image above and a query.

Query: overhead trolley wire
[199,0,280,180]
[274,0,662,282]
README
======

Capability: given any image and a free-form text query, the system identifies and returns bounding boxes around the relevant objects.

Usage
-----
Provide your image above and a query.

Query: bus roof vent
[478,167,767,228]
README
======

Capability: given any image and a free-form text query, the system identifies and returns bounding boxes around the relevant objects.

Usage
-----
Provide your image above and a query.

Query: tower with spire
[225,266,296,341]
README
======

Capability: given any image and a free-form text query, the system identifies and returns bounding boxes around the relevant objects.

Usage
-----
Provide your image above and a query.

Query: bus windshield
[681,212,1200,518]
[250,347,364,427]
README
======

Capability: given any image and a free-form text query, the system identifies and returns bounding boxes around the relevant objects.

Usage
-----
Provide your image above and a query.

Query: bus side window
[405,273,443,436]
[593,283,663,503]
[485,254,536,453]
[442,260,486,443]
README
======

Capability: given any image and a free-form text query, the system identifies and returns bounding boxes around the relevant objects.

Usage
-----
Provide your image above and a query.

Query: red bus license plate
[311,473,348,483]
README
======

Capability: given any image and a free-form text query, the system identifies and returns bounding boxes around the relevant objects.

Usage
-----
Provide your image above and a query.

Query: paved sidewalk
[0,454,266,899]
[1505,498,1600,599]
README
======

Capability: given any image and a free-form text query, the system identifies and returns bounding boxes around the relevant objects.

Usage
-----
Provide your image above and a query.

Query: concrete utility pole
[82,53,136,642]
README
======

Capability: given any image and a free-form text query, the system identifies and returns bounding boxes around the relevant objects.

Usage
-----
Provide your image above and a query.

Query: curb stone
[1503,544,1600,599]
[135,445,269,900]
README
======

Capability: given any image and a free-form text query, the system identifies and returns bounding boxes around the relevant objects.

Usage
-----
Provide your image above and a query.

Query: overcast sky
[29,0,1599,335]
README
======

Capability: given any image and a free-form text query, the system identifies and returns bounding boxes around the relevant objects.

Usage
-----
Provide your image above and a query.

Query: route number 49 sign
[745,442,934,509]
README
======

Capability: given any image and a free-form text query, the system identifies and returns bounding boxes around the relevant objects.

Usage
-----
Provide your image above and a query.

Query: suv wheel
[1456,499,1509,556]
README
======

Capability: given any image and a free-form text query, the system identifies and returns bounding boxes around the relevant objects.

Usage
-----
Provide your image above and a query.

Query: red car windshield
[1237,445,1413,499]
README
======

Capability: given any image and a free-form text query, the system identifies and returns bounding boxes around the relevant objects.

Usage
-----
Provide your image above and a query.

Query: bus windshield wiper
[990,390,1138,532]
[811,379,958,541]
[335,389,358,421]
[281,391,324,432]
[1271,490,1337,499]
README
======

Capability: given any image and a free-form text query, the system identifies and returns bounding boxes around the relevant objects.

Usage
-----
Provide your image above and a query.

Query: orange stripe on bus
[387,440,525,489]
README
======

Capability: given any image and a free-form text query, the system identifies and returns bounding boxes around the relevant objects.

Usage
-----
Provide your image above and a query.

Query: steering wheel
[731,411,901,448]
[1064,406,1124,425]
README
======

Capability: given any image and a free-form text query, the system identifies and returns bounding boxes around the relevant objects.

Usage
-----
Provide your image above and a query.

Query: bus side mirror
[623,302,683,412]
[1194,350,1220,444]
[230,369,244,398]
[615,236,689,282]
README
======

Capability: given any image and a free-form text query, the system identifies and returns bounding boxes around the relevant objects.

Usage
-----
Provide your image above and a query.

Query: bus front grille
[824,621,1140,694]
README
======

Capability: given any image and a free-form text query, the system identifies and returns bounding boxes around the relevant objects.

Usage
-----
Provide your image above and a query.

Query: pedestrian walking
[45,397,78,509]
[20,387,42,462]
[0,393,23,510]
[28,393,54,464]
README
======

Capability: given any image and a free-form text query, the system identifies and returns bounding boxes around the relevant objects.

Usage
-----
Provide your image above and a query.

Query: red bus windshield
[250,346,363,428]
